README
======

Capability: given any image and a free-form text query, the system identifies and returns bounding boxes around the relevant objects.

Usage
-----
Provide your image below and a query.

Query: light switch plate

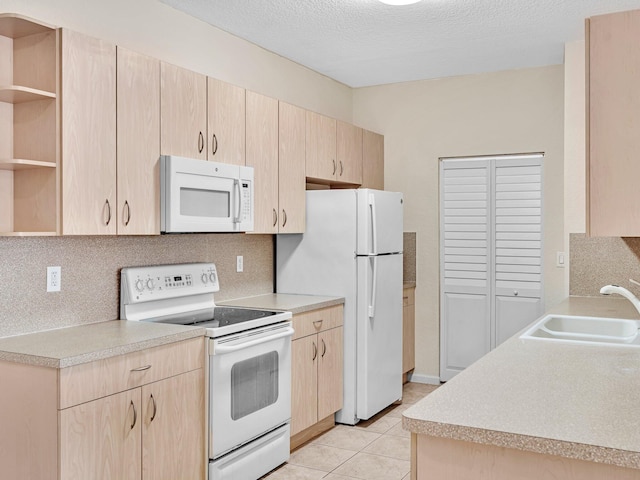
[556,252,565,268]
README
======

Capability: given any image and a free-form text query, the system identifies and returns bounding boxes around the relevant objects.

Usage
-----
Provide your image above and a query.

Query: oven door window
[230,351,279,420]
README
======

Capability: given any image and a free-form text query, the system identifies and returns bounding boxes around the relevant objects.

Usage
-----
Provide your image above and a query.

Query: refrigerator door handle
[368,256,378,318]
[368,193,378,255]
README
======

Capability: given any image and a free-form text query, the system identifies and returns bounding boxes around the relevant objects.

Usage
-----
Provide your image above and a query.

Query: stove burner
[159,306,279,329]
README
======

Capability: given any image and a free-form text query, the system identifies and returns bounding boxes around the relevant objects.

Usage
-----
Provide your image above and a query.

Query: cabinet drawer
[403,287,415,307]
[59,337,204,409]
[292,305,343,340]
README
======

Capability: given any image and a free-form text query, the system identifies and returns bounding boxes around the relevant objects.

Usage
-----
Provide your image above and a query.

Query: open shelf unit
[0,13,59,236]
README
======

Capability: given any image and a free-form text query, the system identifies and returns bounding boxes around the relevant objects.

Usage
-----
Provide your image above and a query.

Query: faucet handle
[630,279,640,288]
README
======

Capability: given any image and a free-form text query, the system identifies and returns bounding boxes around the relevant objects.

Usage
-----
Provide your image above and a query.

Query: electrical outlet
[237,256,244,273]
[47,266,61,292]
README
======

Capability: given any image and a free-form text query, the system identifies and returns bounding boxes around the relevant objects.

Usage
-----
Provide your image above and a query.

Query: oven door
[209,322,293,459]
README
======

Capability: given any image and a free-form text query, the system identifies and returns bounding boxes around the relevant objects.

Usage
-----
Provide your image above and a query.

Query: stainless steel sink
[520,314,640,346]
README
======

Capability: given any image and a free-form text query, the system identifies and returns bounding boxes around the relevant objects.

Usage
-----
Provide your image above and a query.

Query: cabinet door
[160,62,207,160]
[317,327,343,421]
[305,110,336,182]
[402,289,415,374]
[59,388,141,480]
[336,121,362,185]
[291,335,318,436]
[207,77,245,165]
[142,369,205,480]
[278,102,306,234]
[588,10,640,236]
[362,129,384,190]
[246,91,279,233]
[495,295,542,346]
[61,29,116,235]
[116,47,160,235]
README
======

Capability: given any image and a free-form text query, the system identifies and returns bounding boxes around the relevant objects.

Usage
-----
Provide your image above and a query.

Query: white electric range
[120,263,293,480]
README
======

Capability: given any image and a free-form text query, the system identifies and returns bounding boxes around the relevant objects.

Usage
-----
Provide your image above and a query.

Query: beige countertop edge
[0,327,206,369]
[401,417,640,470]
[219,293,345,315]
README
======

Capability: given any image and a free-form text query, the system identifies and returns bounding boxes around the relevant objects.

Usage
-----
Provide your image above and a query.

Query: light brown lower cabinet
[0,337,205,480]
[290,305,344,449]
[403,286,416,376]
[412,434,640,480]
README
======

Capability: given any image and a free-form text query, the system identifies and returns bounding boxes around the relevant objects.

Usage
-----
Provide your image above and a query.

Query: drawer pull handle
[312,341,318,361]
[403,296,409,300]
[321,339,326,358]
[130,400,137,430]
[131,365,151,372]
[313,319,323,328]
[150,394,157,422]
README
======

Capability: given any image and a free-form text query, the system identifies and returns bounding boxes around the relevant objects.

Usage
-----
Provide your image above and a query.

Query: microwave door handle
[214,327,295,354]
[234,178,241,223]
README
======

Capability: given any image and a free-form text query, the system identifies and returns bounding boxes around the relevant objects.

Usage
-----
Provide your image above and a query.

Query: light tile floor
[262,382,439,480]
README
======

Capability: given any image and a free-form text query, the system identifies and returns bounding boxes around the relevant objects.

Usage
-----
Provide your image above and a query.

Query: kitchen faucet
[600,280,640,316]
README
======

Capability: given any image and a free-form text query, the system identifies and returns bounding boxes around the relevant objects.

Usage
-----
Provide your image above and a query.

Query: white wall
[353,66,566,379]
[0,0,352,121]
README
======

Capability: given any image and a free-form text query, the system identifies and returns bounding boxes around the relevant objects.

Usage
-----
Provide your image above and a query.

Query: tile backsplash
[404,232,416,282]
[0,234,273,338]
[570,233,640,296]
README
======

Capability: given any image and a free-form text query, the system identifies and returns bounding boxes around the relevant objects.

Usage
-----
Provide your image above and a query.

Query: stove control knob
[146,279,155,290]
[135,279,144,292]
[209,272,217,283]
[201,273,208,284]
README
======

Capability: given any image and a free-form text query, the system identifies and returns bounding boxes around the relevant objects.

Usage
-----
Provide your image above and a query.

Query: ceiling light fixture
[378,0,422,5]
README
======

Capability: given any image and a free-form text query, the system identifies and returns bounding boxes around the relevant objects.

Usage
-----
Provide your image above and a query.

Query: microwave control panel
[241,181,252,221]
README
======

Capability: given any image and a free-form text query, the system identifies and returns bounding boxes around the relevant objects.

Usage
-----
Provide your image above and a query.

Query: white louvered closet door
[440,159,491,382]
[440,155,544,382]
[493,158,543,346]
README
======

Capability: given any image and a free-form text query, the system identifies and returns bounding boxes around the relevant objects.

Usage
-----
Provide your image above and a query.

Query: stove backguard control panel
[121,263,220,304]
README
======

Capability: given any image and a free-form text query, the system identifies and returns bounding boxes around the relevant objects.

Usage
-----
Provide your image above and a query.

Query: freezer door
[356,189,404,255]
[356,253,403,420]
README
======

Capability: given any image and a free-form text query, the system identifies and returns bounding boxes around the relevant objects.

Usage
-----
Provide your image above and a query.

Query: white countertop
[218,293,344,314]
[403,296,640,469]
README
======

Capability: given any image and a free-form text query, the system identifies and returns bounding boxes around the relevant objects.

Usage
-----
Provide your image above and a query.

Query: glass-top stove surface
[159,306,280,329]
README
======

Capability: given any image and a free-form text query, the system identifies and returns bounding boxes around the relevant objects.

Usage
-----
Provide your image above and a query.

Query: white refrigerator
[276,189,404,425]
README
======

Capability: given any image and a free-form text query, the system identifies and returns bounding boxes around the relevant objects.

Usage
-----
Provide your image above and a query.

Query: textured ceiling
[159,0,640,87]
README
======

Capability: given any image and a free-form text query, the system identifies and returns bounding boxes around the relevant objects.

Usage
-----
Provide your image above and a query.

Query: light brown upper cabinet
[207,77,245,165]
[336,121,363,185]
[587,9,640,236]
[305,110,337,183]
[116,47,160,235]
[0,14,58,236]
[61,29,116,235]
[160,62,207,160]
[246,91,279,233]
[362,129,384,190]
[278,102,306,234]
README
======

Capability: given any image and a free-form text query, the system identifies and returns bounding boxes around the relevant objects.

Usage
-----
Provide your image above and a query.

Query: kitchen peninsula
[403,296,640,479]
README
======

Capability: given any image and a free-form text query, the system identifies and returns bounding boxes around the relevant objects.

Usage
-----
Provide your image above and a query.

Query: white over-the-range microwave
[160,155,254,233]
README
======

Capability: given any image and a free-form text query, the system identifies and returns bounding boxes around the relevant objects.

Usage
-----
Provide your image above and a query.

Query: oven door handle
[214,327,294,354]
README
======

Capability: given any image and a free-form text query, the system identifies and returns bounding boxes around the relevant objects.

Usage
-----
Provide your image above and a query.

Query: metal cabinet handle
[282,209,287,227]
[332,159,337,175]
[124,200,131,226]
[339,161,344,176]
[321,339,326,358]
[273,208,278,227]
[212,133,218,156]
[198,131,204,153]
[130,400,137,430]
[131,365,151,372]
[150,394,157,423]
[105,199,112,226]
[312,341,317,361]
